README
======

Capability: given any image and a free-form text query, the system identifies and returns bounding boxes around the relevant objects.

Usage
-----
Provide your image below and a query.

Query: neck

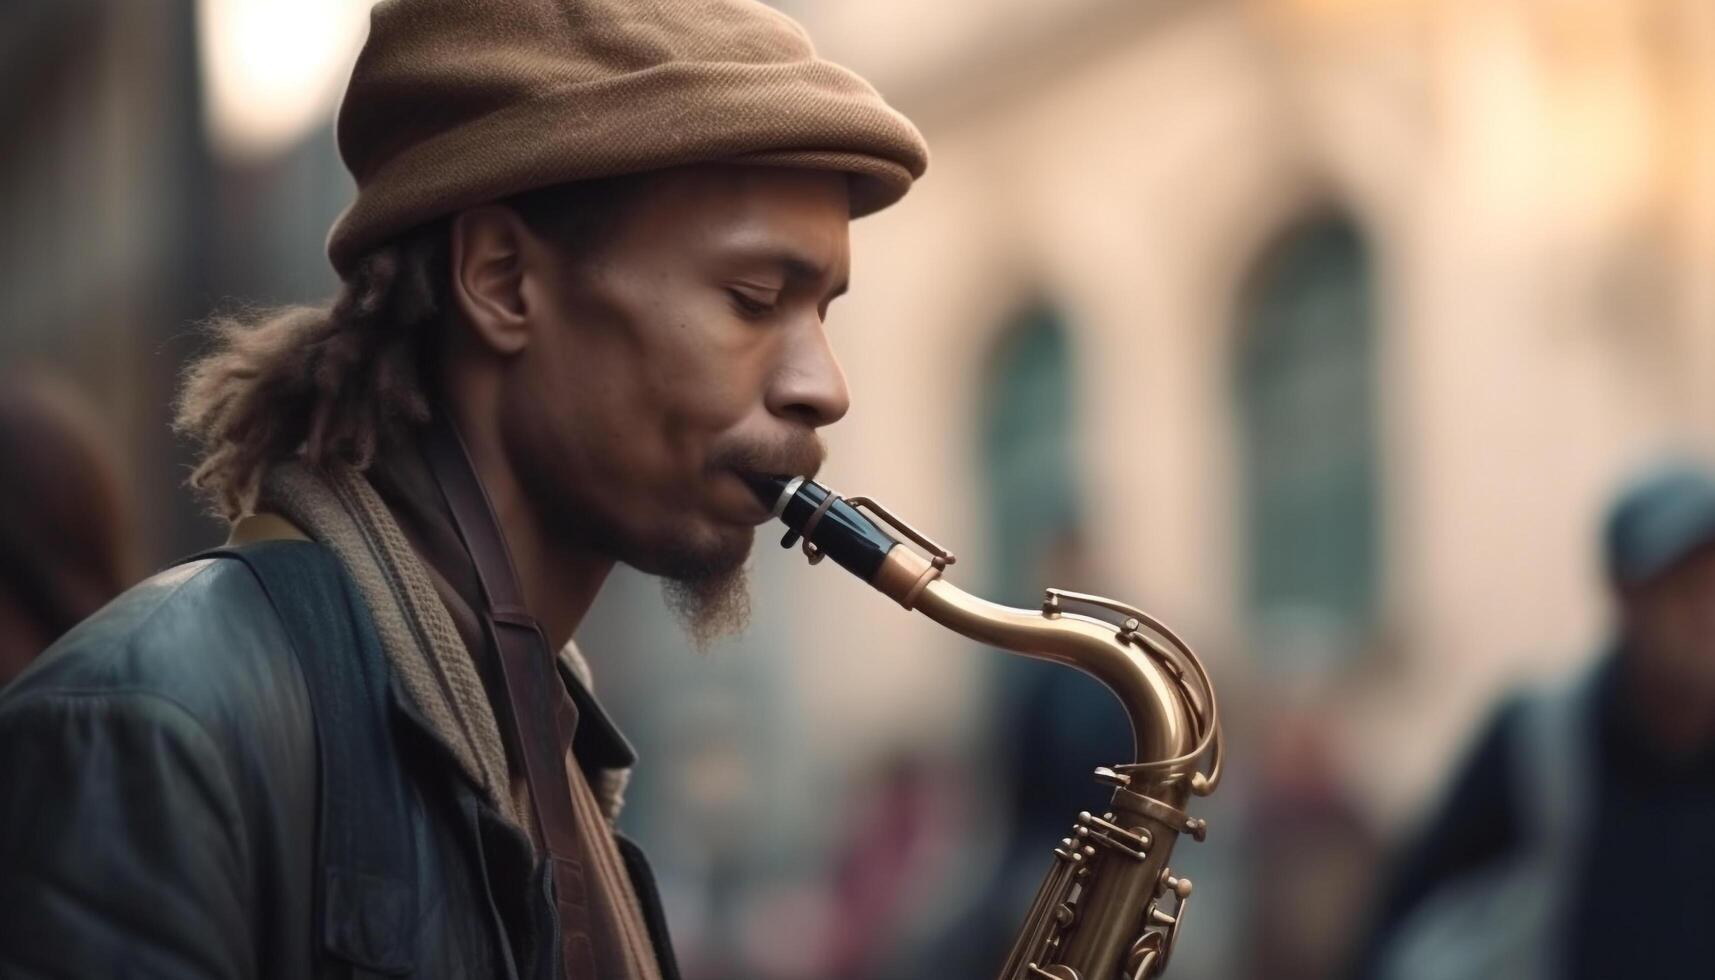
[451,414,613,652]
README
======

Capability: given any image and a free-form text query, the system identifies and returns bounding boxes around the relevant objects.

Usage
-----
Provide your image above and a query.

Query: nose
[767,320,850,428]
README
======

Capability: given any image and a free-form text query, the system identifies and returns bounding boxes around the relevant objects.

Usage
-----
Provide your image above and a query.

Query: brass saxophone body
[759,476,1223,980]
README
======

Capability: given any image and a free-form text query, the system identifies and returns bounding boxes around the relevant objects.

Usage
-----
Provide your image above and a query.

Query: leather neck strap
[421,415,596,977]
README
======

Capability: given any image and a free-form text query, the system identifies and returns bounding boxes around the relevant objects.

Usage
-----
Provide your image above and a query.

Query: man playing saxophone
[0,1,925,975]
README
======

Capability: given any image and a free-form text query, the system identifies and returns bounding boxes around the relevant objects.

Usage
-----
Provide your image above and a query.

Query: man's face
[501,165,851,583]
[1627,543,1715,694]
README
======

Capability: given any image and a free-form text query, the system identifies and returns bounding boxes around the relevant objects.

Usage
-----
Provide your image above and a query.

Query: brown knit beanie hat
[327,0,929,276]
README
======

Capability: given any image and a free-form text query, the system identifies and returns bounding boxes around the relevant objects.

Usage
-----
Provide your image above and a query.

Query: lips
[717,469,790,525]
[708,437,824,524]
[734,471,794,509]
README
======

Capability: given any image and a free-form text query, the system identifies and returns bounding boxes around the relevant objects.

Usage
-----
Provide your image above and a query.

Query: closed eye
[727,287,777,318]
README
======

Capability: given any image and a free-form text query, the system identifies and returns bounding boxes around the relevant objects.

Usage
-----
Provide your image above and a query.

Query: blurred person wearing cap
[0,374,137,687]
[1350,460,1715,980]
[0,2,925,977]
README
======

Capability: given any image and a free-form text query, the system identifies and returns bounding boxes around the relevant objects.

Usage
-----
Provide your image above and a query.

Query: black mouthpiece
[765,476,899,582]
[744,474,794,510]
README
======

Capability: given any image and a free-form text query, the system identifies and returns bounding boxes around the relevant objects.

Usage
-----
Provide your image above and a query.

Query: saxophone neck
[758,476,1221,793]
[904,557,1213,788]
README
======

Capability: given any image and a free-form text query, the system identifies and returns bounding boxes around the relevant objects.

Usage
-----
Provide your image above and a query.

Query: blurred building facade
[767,1,1715,974]
[3,0,1713,978]
[789,0,1715,821]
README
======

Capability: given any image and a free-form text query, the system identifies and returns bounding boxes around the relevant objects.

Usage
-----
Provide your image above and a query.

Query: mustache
[707,433,827,482]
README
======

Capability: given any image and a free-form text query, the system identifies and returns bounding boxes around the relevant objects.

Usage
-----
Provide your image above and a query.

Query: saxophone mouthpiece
[761,475,897,581]
[741,473,802,518]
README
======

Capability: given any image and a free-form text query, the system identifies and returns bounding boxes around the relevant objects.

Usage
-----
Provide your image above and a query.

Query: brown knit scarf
[260,461,661,979]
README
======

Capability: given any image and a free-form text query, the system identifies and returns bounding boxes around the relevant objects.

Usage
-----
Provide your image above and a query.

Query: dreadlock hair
[175,175,650,521]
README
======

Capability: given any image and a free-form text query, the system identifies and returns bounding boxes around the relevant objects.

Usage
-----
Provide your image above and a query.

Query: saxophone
[756,476,1223,980]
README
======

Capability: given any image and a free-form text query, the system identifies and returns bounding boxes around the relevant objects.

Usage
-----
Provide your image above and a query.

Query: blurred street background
[4,1,1714,978]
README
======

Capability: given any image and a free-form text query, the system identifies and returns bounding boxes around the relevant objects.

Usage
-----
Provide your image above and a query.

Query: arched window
[1235,217,1382,670]
[978,304,1129,873]
[980,304,1080,604]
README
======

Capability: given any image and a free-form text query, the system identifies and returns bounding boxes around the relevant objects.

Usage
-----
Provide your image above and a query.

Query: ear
[449,206,533,355]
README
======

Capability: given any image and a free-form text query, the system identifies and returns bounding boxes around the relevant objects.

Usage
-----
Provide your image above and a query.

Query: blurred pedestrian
[1351,459,1715,980]
[0,373,135,686]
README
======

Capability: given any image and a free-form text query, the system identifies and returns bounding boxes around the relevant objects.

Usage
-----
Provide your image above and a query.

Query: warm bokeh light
[196,0,374,162]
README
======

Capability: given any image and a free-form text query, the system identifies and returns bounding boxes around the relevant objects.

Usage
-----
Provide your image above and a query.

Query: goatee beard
[660,562,751,653]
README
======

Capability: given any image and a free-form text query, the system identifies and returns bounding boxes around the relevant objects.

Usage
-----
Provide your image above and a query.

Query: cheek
[643,319,777,454]
[662,356,760,437]
[531,274,777,491]
[1693,604,1715,660]
[497,324,637,509]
